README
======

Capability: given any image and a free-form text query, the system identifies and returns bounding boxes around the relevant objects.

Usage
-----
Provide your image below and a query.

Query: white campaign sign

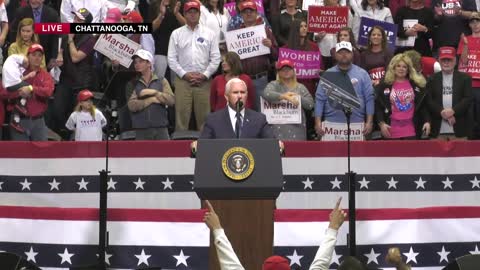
[94,34,141,68]
[321,121,364,141]
[226,25,270,60]
[260,96,302,124]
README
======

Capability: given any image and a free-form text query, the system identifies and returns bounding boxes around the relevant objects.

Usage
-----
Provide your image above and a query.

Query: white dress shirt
[228,105,245,132]
[60,0,113,23]
[200,5,230,43]
[167,24,221,79]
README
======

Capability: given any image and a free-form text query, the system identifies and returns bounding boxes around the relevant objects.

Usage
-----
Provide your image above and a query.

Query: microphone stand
[235,99,243,139]
[343,107,357,257]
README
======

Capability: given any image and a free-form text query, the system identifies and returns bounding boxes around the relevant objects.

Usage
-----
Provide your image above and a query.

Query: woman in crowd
[375,53,431,139]
[330,27,361,66]
[8,18,46,68]
[315,0,352,69]
[210,51,255,111]
[285,19,321,96]
[360,25,393,86]
[351,0,393,43]
[200,0,230,54]
[262,59,314,140]
[272,0,307,47]
[394,0,434,56]
[458,14,480,139]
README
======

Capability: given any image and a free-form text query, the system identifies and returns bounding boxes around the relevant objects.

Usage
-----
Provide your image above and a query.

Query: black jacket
[375,79,431,138]
[9,5,60,63]
[426,71,473,138]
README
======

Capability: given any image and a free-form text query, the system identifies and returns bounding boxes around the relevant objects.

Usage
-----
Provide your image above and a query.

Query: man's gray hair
[225,78,247,95]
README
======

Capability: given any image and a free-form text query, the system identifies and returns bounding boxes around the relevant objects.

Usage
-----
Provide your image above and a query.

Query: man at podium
[200,78,274,139]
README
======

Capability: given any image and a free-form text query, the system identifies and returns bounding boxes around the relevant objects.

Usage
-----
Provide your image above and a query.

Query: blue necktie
[235,112,242,138]
[33,9,41,23]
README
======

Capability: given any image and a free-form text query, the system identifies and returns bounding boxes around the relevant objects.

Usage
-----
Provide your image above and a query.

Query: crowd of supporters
[0,0,479,141]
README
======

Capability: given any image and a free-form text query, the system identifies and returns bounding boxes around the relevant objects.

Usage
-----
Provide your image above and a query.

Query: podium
[194,139,283,270]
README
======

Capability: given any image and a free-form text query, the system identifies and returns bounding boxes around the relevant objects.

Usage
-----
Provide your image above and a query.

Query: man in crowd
[167,0,220,132]
[200,78,273,139]
[203,198,346,270]
[234,0,277,110]
[315,41,374,140]
[127,49,175,140]
[9,0,60,69]
[426,46,473,140]
[60,0,112,22]
[0,44,54,140]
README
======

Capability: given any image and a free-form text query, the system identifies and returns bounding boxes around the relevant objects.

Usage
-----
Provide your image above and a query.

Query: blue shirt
[314,64,374,123]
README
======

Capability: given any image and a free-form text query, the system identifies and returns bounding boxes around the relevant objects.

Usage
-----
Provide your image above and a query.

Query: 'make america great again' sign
[307,6,348,34]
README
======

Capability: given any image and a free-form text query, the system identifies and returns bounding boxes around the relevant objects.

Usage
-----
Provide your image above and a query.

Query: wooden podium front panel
[205,200,275,270]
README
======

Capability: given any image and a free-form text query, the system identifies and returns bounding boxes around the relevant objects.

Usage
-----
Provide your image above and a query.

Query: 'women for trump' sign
[307,6,348,33]
[278,48,321,79]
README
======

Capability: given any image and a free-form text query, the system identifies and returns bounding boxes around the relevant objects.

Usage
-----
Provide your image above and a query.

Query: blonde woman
[374,53,431,139]
[8,18,46,69]
[262,59,314,140]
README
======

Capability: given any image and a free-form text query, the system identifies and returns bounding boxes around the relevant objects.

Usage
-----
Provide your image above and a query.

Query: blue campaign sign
[357,17,397,51]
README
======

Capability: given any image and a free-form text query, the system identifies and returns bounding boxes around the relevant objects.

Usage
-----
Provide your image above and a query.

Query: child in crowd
[66,89,107,141]
[1,53,36,132]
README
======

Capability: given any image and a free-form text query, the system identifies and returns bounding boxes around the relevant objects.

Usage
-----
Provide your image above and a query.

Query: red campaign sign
[369,67,385,80]
[458,52,480,79]
[307,6,348,34]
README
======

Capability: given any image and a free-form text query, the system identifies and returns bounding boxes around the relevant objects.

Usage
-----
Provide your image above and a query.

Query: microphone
[236,99,243,113]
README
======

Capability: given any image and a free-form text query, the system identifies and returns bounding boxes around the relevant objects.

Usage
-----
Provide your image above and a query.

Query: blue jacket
[314,64,374,123]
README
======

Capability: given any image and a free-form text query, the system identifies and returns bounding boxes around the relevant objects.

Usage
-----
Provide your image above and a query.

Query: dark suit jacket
[426,71,473,138]
[200,108,274,139]
[10,5,60,63]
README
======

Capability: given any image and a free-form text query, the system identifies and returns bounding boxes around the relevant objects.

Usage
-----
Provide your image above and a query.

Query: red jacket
[0,68,54,117]
[0,84,6,126]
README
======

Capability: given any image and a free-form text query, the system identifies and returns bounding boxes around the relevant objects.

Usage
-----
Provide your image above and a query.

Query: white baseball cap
[132,49,153,63]
[335,41,353,52]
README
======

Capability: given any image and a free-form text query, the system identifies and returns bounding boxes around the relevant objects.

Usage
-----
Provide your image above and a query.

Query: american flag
[0,141,479,269]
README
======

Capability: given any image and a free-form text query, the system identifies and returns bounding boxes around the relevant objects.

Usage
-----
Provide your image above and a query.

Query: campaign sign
[357,17,397,51]
[458,52,480,79]
[225,0,265,17]
[260,96,302,124]
[307,6,348,34]
[94,34,141,68]
[321,121,364,141]
[278,48,321,79]
[226,25,270,60]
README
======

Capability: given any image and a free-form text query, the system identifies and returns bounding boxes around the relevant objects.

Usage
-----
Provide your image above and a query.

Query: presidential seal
[221,147,255,181]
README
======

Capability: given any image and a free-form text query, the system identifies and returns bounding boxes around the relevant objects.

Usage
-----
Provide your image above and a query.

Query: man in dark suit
[426,46,473,140]
[10,0,60,69]
[200,77,274,139]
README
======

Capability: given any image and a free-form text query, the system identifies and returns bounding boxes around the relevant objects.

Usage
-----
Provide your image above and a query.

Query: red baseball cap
[438,46,456,60]
[27,44,44,54]
[77,89,94,102]
[276,59,295,70]
[262,256,291,270]
[184,1,201,12]
[105,8,122,23]
[239,1,257,11]
[123,11,143,23]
